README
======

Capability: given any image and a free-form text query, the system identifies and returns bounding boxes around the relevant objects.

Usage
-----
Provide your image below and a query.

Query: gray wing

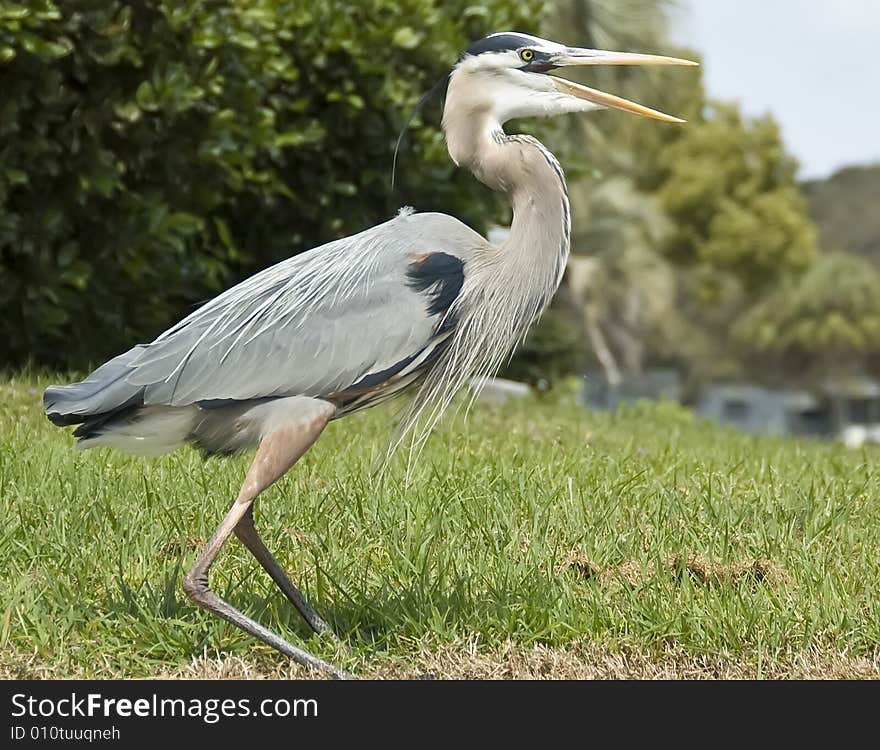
[115,211,483,410]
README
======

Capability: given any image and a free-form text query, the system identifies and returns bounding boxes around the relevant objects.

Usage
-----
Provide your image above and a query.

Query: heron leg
[182,399,349,679]
[234,505,340,642]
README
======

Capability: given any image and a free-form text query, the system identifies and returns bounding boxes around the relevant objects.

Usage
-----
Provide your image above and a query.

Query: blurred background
[2,0,879,444]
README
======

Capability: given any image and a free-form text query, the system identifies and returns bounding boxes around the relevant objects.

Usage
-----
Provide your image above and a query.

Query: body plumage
[44,32,695,678]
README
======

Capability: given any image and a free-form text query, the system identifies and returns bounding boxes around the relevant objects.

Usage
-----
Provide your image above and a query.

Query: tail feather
[44,346,147,428]
[45,345,205,455]
[43,345,184,453]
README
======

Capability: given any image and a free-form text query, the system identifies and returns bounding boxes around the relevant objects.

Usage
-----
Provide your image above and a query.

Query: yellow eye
[520,49,535,62]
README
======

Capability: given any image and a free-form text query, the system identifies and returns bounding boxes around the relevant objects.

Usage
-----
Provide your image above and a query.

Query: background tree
[507,0,689,386]
[512,0,823,390]
[0,0,542,368]
[735,252,880,379]
[654,102,817,287]
[651,102,822,387]
[565,177,680,384]
[803,164,880,264]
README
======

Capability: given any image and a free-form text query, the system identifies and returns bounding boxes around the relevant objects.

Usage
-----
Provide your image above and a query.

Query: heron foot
[234,507,346,647]
[183,569,353,680]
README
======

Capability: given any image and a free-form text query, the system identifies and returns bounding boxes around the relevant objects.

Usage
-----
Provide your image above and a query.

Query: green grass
[2,374,879,678]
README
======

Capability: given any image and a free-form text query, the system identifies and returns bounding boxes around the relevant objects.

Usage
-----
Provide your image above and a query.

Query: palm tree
[567,175,679,383]
[543,0,683,384]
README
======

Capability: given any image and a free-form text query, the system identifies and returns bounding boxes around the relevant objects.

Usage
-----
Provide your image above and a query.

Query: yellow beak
[550,48,699,123]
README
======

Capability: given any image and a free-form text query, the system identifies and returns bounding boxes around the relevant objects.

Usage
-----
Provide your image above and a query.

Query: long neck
[444,113,571,299]
[397,113,573,449]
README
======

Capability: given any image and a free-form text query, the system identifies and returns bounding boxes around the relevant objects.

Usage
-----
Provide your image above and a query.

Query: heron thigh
[236,397,337,503]
[191,396,337,456]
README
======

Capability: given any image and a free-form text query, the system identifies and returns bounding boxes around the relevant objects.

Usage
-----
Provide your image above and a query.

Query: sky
[671,0,880,180]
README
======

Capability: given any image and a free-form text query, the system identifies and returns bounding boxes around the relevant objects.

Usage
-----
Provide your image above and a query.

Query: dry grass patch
[158,536,206,559]
[557,551,790,588]
[3,642,877,681]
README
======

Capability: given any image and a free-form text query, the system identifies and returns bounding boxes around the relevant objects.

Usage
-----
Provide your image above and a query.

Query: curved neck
[444,113,570,292]
[409,107,573,433]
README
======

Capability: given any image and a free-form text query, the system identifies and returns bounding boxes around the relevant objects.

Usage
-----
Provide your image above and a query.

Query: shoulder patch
[406,252,465,318]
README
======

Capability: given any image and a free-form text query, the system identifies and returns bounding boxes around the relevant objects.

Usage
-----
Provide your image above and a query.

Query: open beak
[549,48,699,123]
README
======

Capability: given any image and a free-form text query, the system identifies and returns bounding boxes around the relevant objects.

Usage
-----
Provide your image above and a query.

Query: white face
[445,32,696,131]
[450,35,602,126]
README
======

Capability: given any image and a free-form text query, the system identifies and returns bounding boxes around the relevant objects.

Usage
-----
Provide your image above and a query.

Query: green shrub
[0,0,542,367]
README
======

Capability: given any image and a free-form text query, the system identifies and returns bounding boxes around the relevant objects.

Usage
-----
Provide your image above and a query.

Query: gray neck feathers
[394,114,571,463]
[443,110,571,325]
[491,130,571,303]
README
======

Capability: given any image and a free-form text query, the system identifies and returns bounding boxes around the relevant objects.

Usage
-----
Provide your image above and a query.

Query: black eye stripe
[520,50,553,71]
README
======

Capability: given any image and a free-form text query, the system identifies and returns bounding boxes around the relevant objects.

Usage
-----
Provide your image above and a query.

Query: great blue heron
[44,32,695,678]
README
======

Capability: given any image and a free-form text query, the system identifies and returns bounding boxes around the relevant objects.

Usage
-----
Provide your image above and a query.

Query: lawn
[1,374,878,679]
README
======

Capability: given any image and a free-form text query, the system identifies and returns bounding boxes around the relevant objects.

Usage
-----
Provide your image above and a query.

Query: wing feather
[123,211,483,407]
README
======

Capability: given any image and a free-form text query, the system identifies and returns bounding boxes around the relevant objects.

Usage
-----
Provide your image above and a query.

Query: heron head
[444,32,698,131]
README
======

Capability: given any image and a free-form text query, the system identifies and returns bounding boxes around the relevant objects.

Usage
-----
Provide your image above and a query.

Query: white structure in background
[840,425,880,449]
[584,371,880,448]
[487,226,510,245]
[687,380,880,447]
[469,377,531,403]
[696,384,822,437]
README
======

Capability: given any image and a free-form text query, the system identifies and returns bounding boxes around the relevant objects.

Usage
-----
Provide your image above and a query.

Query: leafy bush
[735,252,880,367]
[0,0,542,367]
